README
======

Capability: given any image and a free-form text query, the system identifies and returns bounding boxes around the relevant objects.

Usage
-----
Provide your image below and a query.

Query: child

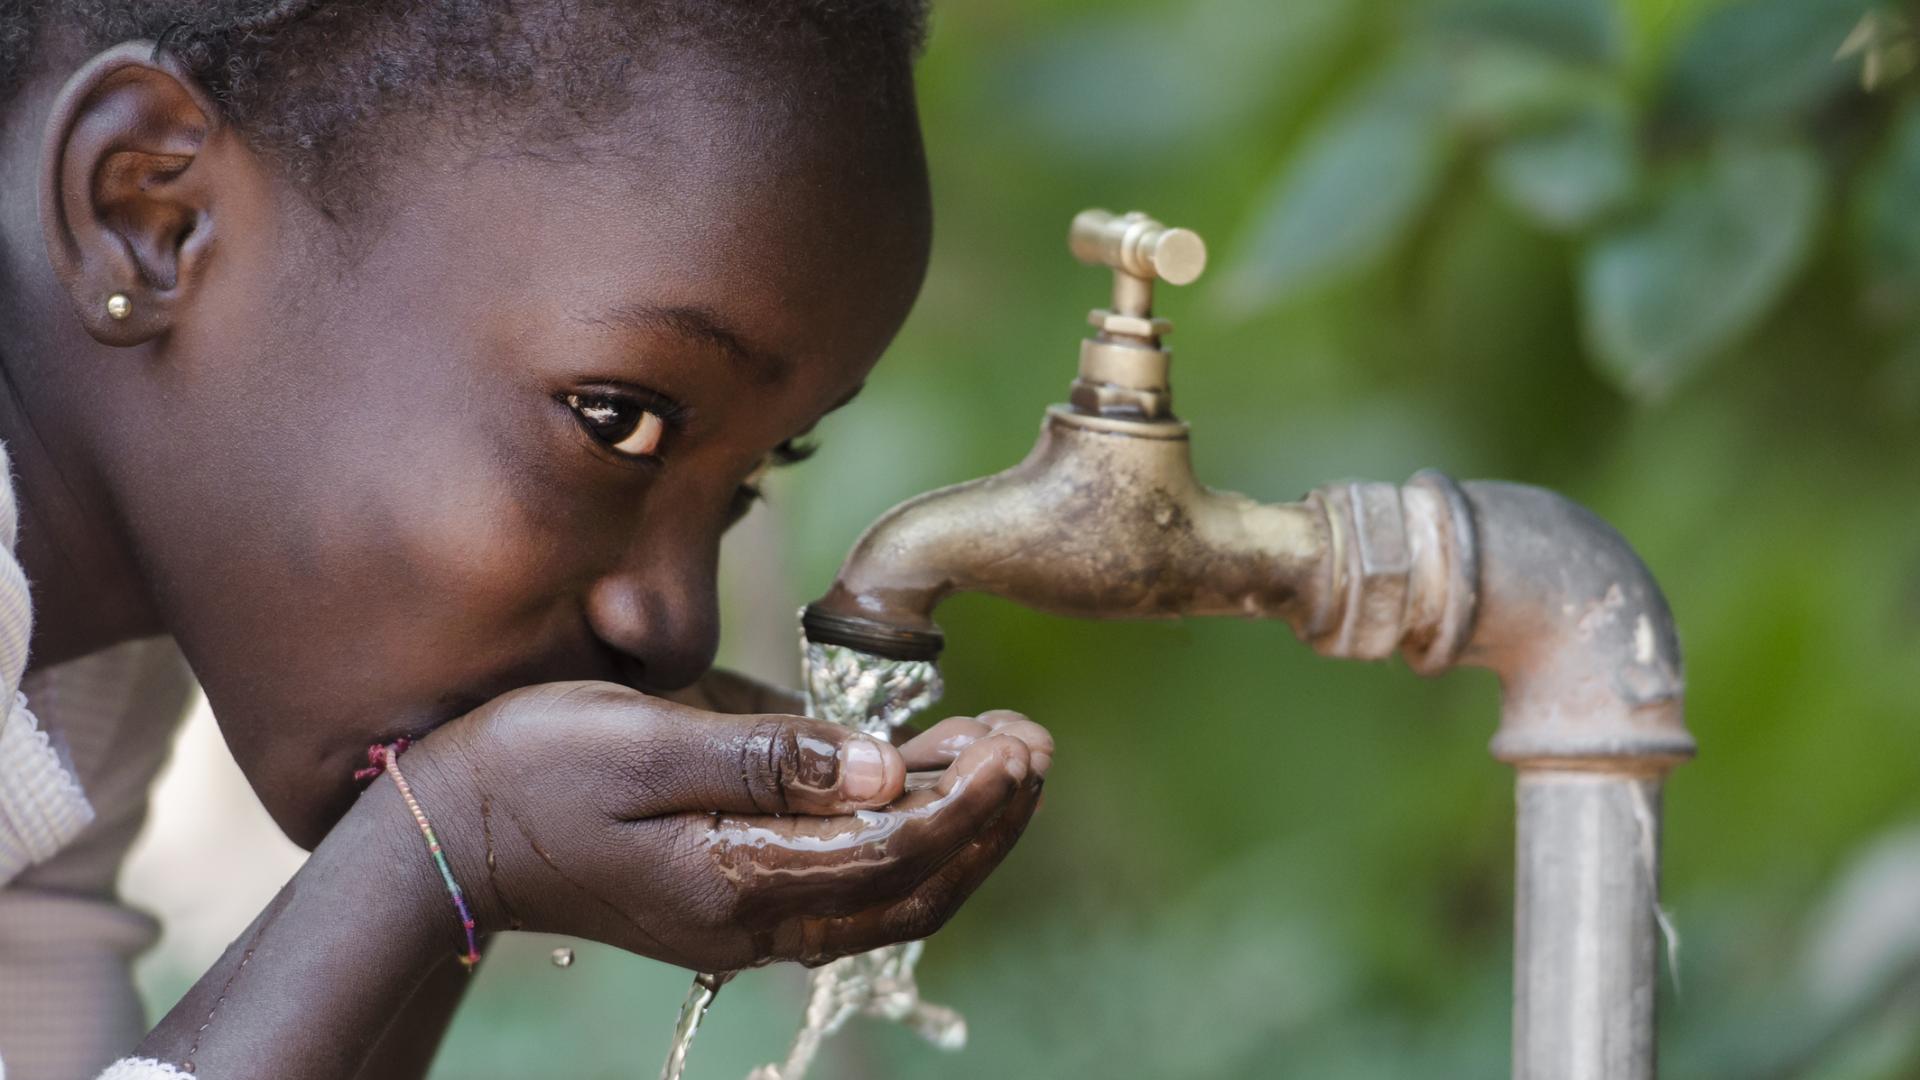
[0,2,1055,1077]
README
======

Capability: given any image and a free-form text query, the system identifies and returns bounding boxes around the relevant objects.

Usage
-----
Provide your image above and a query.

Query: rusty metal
[801,210,1694,1079]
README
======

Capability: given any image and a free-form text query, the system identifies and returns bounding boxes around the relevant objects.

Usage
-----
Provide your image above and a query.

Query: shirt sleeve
[95,1058,193,1079]
[0,438,93,888]
[0,698,94,886]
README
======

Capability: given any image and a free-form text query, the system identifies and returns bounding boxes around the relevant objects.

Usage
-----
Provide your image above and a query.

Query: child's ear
[39,43,253,348]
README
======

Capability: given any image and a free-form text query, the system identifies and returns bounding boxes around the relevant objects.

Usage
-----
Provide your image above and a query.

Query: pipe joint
[1311,473,1692,769]
[1309,471,1476,674]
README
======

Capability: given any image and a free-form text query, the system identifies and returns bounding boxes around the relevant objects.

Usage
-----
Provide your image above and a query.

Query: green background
[434,0,1920,1075]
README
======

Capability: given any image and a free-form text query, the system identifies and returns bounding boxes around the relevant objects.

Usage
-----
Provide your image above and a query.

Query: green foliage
[1428,0,1624,64]
[1854,98,1920,317]
[1486,97,1637,230]
[1227,0,1920,402]
[1661,0,1873,127]
[1582,140,1825,397]
[1223,54,1454,306]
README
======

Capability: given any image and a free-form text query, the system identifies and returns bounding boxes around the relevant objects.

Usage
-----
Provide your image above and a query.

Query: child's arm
[348,949,478,1080]
[120,683,1048,1078]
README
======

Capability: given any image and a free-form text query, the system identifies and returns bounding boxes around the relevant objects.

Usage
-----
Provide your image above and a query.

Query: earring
[105,293,132,321]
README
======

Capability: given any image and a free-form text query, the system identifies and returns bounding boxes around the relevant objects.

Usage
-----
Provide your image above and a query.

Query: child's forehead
[308,126,924,397]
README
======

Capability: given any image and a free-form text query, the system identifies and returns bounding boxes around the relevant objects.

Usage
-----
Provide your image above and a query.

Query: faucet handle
[1066,210,1206,421]
[1069,209,1208,286]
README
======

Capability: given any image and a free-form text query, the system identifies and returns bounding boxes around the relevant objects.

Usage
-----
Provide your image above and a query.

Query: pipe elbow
[1460,481,1692,768]
[1315,475,1692,768]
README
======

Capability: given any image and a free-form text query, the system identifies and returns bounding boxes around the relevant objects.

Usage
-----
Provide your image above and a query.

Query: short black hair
[0,0,929,212]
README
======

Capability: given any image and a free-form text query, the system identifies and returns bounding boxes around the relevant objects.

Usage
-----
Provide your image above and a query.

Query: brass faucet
[803,209,1337,657]
[802,209,1693,1080]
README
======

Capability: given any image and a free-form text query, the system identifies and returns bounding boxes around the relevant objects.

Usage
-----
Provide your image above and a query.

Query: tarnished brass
[807,406,1332,652]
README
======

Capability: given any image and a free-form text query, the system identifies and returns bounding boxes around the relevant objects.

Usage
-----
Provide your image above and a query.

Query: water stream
[657,635,963,1080]
[659,971,732,1080]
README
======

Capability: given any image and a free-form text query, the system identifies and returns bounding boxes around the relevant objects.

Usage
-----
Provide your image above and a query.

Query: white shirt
[0,442,196,1079]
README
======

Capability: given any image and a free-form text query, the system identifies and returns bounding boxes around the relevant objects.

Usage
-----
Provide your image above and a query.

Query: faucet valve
[1067,209,1208,423]
[1070,209,1208,302]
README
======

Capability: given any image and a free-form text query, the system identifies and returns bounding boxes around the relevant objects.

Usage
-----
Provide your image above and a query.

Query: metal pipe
[1316,477,1689,1079]
[1513,770,1663,1080]
[1462,481,1687,1079]
[800,209,1692,1077]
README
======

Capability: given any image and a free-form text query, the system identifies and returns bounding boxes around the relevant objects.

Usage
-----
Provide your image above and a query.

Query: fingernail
[1031,752,1052,778]
[1006,754,1028,782]
[841,736,888,801]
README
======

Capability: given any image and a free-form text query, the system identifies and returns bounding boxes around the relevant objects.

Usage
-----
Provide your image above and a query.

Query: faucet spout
[804,407,1331,660]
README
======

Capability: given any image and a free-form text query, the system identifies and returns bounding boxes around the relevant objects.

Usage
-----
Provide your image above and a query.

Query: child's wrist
[323,770,476,975]
[133,769,472,1074]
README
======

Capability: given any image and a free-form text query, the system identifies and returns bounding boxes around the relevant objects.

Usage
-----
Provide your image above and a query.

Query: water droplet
[551,947,574,969]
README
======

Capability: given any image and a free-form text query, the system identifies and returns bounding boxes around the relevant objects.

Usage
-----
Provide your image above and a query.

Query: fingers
[783,765,1044,964]
[605,697,907,818]
[714,733,1034,923]
[897,716,988,770]
[899,711,1054,774]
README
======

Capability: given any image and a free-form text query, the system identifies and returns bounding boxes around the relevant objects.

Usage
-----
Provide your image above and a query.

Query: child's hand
[389,683,1051,972]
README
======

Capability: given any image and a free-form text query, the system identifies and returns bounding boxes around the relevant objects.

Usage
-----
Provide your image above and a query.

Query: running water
[658,972,732,1080]
[656,634,963,1080]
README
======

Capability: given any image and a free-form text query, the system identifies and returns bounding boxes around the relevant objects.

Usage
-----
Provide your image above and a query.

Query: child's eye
[565,393,669,459]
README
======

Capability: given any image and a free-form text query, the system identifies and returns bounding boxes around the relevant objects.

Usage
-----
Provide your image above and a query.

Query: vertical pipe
[1314,477,1688,1079]
[1512,769,1664,1080]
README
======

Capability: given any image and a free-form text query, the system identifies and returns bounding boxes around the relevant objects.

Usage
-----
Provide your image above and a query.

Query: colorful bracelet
[356,738,483,970]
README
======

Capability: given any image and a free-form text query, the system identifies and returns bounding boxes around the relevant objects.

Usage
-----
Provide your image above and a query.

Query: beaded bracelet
[356,738,483,969]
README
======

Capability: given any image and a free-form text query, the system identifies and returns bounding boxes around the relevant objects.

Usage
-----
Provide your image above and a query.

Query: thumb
[615,700,907,818]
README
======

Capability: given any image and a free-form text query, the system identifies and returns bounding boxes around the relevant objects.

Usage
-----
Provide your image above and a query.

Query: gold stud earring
[105,293,132,321]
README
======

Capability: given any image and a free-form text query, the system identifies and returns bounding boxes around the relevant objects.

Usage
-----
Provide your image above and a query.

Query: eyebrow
[577,303,791,386]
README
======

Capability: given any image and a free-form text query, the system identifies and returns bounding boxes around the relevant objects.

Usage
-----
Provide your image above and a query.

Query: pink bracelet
[356,739,483,969]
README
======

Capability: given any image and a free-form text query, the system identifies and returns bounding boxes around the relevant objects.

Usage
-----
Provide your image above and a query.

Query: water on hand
[657,637,962,1080]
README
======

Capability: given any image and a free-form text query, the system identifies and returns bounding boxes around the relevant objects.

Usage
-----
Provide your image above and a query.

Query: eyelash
[732,438,817,520]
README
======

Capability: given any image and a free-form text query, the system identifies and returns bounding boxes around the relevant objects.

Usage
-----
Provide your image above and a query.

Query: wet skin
[0,39,1056,1080]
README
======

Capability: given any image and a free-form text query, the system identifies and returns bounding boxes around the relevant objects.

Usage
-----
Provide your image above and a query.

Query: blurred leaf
[1580,140,1825,398]
[1486,96,1639,231]
[1803,824,1920,1013]
[1834,8,1920,91]
[1427,0,1625,65]
[1852,98,1920,321]
[1223,54,1453,310]
[1442,41,1622,136]
[1661,0,1873,127]
[1000,0,1360,162]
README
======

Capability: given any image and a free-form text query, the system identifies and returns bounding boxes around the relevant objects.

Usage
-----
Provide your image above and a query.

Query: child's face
[118,89,931,846]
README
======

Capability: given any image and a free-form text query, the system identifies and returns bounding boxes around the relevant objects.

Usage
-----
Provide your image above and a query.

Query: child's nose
[583,558,722,692]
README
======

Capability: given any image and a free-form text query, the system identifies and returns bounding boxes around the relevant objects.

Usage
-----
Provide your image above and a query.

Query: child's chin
[245,753,372,852]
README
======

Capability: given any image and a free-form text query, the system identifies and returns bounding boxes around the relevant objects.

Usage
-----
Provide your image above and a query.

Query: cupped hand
[382,683,1051,972]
